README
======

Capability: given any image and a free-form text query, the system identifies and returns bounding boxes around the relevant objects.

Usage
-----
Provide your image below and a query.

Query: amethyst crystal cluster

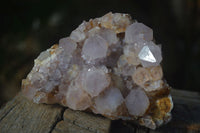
[22,12,173,129]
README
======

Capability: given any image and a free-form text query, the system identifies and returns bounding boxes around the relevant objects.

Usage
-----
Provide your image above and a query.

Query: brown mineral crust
[137,96,171,129]
[49,44,59,55]
[51,44,59,49]
[144,93,172,124]
[140,86,171,117]
[151,96,173,123]
[100,12,132,33]
[156,97,172,113]
[116,32,125,40]
[46,86,62,104]
[145,87,170,114]
[147,85,170,99]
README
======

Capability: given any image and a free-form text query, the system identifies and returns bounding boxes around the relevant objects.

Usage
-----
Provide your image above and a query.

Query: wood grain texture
[52,121,93,133]
[52,109,111,133]
[0,93,64,133]
[0,89,200,133]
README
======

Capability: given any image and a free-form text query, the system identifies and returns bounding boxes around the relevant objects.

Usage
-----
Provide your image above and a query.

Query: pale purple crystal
[125,88,150,116]
[81,67,110,97]
[59,37,77,55]
[98,29,118,45]
[66,86,91,110]
[70,22,86,42]
[125,23,153,43]
[93,87,124,115]
[82,35,108,61]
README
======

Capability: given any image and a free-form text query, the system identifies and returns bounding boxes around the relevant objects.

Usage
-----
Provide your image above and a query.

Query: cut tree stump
[0,89,200,133]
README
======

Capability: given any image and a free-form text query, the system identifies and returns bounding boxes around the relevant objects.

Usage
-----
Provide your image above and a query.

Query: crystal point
[138,45,156,63]
[138,41,162,67]
[93,87,124,115]
[82,35,108,61]
[125,88,150,116]
[125,23,153,43]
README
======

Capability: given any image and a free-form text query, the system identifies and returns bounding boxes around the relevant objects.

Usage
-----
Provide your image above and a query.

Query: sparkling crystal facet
[138,45,156,63]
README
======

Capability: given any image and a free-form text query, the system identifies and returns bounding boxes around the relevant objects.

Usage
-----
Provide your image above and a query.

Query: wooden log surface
[0,89,200,133]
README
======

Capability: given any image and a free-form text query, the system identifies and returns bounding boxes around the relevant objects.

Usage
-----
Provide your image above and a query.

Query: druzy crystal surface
[22,12,173,129]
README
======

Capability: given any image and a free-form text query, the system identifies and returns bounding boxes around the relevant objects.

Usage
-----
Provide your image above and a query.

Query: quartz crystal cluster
[22,12,173,129]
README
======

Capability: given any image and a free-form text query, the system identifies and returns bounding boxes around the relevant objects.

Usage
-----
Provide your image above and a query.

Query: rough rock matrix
[22,12,173,129]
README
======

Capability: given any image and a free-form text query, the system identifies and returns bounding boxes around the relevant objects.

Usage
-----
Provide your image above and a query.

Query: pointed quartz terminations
[81,67,110,97]
[82,35,108,61]
[93,87,124,115]
[22,12,173,129]
[125,88,150,116]
[138,41,162,67]
[125,23,153,43]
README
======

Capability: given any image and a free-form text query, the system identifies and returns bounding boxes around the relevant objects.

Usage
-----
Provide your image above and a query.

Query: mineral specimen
[22,12,173,129]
